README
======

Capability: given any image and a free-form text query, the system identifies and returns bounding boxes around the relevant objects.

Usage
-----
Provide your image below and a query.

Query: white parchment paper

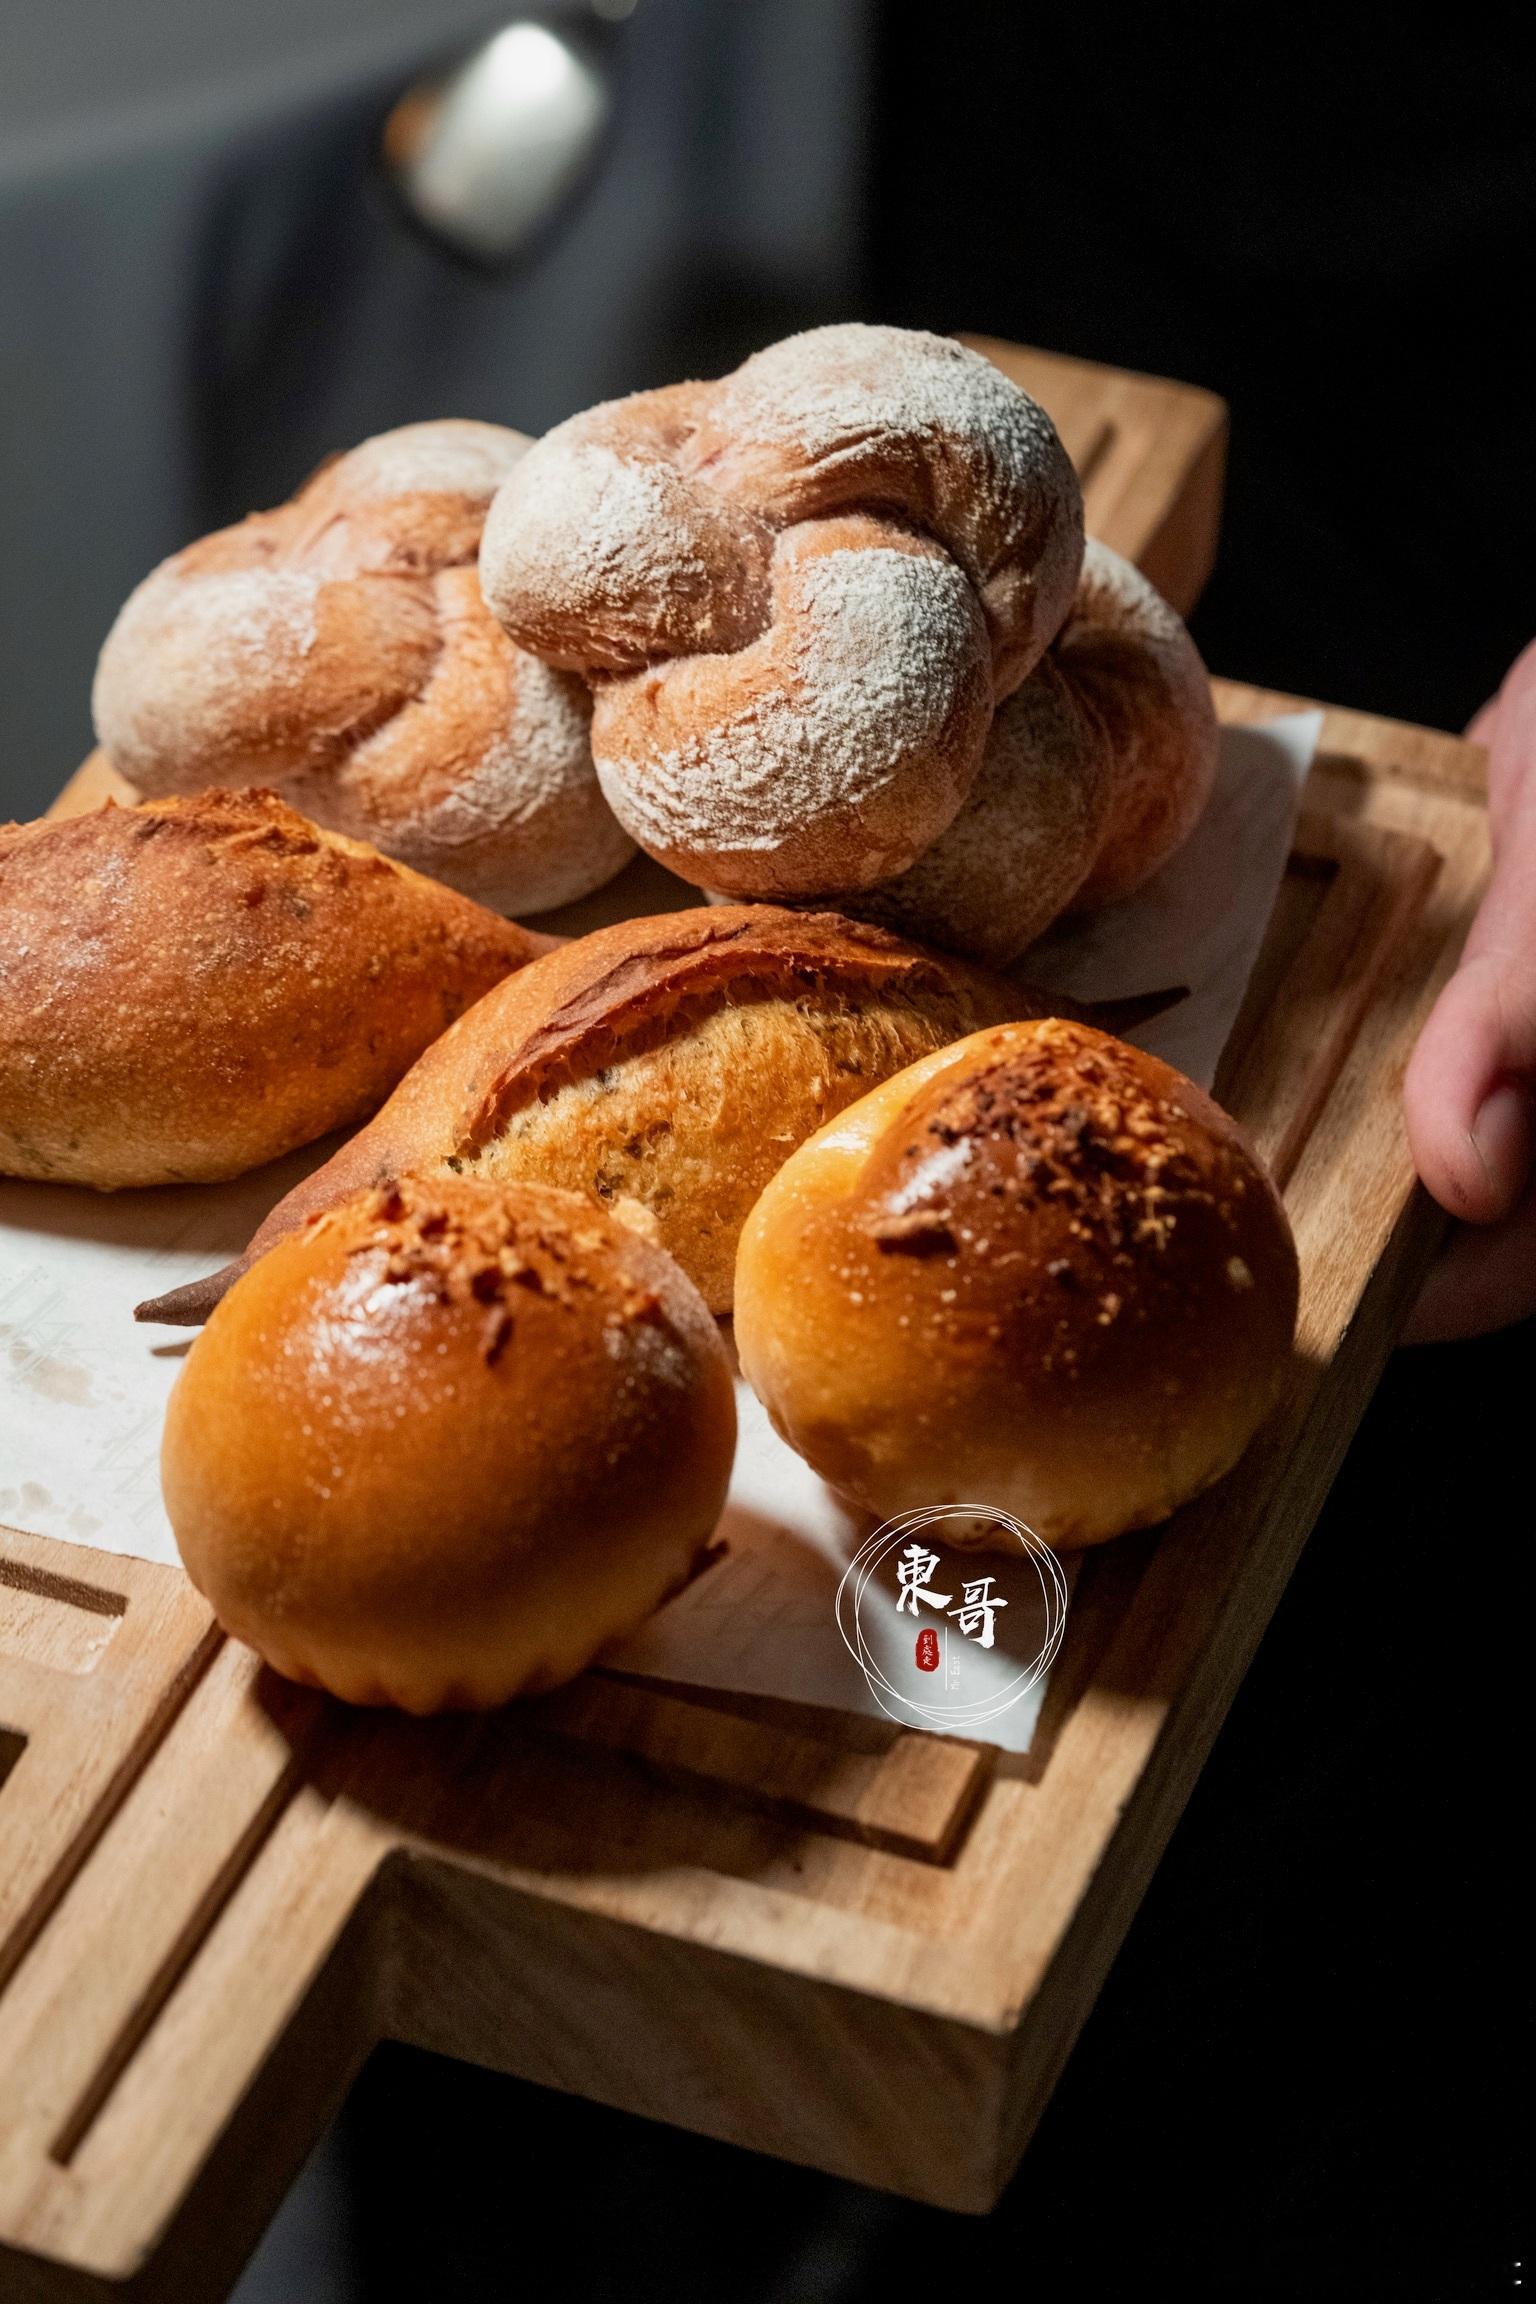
[0,714,1319,1748]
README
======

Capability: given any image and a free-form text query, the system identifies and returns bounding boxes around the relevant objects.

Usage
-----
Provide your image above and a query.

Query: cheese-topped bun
[161,1177,736,1710]
[734,1019,1297,1548]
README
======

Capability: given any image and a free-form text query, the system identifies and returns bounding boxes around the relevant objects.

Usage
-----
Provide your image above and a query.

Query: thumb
[1403,953,1536,1222]
[1404,700,1536,1222]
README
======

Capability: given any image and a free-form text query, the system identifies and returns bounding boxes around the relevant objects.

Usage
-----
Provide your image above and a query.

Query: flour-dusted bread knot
[137,904,1076,1326]
[0,790,548,1188]
[813,655,1115,968]
[815,541,1220,965]
[92,421,635,915]
[480,326,1085,898]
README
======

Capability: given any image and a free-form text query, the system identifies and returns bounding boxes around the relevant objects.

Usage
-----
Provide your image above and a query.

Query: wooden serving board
[0,346,1488,2303]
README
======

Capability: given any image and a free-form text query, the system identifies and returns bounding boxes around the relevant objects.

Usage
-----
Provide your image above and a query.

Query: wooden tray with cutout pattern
[0,342,1488,2302]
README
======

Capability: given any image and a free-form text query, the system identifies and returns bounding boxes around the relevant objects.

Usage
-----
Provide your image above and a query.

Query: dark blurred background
[2,3,1526,2294]
[4,2,1531,816]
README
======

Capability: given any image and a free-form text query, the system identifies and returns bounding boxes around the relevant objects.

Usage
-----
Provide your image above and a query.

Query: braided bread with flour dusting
[480,325,1085,899]
[820,540,1220,964]
[92,421,635,915]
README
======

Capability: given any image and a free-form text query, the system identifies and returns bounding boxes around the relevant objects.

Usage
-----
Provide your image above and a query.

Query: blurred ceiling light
[382,18,615,268]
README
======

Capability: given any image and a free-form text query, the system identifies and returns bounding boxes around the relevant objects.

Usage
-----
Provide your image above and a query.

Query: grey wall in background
[0,0,870,819]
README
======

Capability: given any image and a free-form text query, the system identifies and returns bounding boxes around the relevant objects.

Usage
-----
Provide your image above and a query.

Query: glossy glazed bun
[162,1177,736,1710]
[734,1020,1297,1548]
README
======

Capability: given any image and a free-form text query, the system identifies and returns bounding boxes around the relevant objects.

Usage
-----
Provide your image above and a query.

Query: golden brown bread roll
[91,421,635,914]
[480,325,1084,895]
[137,904,1060,1325]
[0,790,549,1189]
[734,1019,1298,1548]
[818,542,1218,963]
[162,1177,736,1711]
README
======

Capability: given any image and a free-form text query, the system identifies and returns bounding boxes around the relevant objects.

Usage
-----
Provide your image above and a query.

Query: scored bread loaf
[91,420,635,914]
[137,904,1073,1322]
[0,789,549,1188]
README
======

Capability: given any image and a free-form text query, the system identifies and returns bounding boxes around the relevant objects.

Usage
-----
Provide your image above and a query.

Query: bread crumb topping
[308,1178,667,1363]
[869,1023,1234,1263]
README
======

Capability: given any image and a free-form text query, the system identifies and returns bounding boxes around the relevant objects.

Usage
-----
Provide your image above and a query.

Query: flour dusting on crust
[379,652,633,915]
[593,538,991,895]
[93,569,324,790]
[336,420,531,501]
[691,326,1077,572]
[477,325,1086,897]
[1056,541,1218,910]
[481,434,772,672]
[827,656,1113,966]
[91,420,632,916]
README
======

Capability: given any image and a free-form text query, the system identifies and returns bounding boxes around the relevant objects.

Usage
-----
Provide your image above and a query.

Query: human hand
[1402,636,1536,1340]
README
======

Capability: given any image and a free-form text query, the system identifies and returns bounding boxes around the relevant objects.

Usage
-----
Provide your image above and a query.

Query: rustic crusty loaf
[480,325,1084,896]
[735,1018,1298,1547]
[162,1177,736,1712]
[815,541,1219,963]
[91,420,635,914]
[137,904,1070,1323]
[0,790,547,1188]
